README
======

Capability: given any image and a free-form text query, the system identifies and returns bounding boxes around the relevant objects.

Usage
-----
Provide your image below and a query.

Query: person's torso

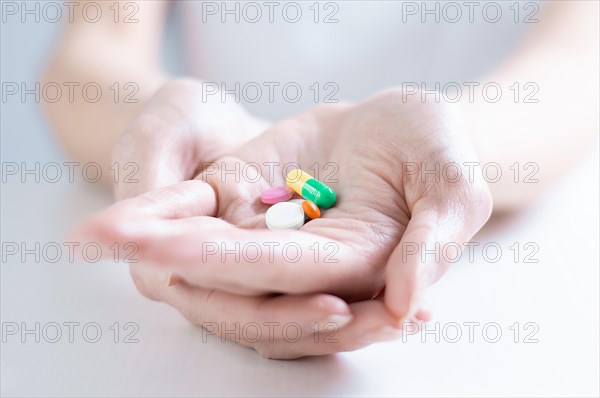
[179,1,536,119]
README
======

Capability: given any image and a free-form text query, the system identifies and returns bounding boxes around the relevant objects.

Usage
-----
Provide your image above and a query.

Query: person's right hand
[96,78,425,359]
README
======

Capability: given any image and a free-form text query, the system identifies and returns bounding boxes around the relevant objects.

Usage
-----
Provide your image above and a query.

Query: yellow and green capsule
[285,169,336,209]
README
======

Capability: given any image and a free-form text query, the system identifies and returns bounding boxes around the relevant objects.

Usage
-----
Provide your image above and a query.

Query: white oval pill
[288,199,308,220]
[266,202,305,230]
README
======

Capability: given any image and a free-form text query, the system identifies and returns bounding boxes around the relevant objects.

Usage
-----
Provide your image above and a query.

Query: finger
[70,180,217,245]
[373,287,431,321]
[414,306,432,322]
[384,201,439,322]
[159,283,354,353]
[125,157,366,295]
[384,193,490,322]
[157,275,423,359]
[196,156,272,229]
[112,79,249,199]
[129,217,365,296]
[113,123,200,199]
[263,299,421,359]
[112,115,199,200]
[165,281,411,359]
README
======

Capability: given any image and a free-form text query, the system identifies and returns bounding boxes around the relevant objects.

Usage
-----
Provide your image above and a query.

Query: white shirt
[179,1,536,119]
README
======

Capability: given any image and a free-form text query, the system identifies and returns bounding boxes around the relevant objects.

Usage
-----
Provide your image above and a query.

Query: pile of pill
[166,168,334,286]
[261,169,336,230]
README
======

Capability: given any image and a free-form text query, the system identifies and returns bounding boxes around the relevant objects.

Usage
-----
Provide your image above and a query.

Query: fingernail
[325,314,353,328]
[166,273,180,287]
[403,287,427,323]
[407,298,420,320]
[357,326,402,345]
[157,271,171,286]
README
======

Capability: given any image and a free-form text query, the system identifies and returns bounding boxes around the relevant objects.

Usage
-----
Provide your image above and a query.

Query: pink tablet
[260,186,293,204]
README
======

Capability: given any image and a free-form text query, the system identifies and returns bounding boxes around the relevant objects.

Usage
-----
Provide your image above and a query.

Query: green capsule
[285,169,336,209]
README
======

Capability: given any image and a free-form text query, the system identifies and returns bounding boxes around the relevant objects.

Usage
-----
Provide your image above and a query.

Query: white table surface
[1,147,598,397]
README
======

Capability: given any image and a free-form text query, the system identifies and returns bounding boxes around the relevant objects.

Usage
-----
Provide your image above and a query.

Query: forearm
[461,1,599,211]
[41,1,168,184]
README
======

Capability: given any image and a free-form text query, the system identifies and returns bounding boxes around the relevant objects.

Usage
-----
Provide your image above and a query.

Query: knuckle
[419,163,493,235]
[471,183,494,226]
[369,87,440,113]
[312,101,353,116]
[365,88,464,135]
[458,176,493,227]
[372,87,407,107]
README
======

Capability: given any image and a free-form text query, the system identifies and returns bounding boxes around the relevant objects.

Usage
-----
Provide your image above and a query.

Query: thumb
[384,201,441,322]
[112,78,269,200]
[385,183,492,322]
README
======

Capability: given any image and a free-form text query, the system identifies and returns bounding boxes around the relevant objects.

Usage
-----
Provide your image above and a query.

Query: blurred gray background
[1,4,186,164]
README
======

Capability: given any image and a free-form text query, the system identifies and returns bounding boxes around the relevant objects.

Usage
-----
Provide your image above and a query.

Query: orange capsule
[301,200,321,220]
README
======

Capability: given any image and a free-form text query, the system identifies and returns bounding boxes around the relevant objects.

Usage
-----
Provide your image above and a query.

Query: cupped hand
[74,80,492,358]
[107,87,492,308]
